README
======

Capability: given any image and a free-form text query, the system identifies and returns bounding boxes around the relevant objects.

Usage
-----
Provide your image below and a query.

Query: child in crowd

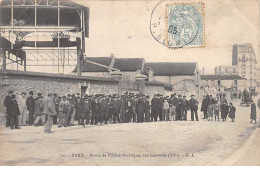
[214,100,220,121]
[229,102,236,122]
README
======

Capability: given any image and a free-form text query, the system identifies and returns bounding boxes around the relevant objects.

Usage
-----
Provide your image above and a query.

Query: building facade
[232,43,257,88]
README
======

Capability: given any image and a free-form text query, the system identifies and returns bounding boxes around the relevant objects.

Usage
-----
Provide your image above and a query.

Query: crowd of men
[7,89,259,133]
[4,90,203,133]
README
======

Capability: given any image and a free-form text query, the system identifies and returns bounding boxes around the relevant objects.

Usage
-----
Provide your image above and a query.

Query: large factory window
[37,8,58,26]
[0,8,11,26]
[60,8,80,27]
[13,8,35,26]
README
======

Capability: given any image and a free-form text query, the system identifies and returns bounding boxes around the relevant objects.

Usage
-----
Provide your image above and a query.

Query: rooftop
[201,74,246,81]
[144,62,197,76]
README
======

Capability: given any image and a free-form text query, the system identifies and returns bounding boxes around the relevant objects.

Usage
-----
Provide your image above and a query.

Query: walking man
[42,93,57,133]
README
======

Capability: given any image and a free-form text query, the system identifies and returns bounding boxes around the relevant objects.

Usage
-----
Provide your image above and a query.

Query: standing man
[53,93,60,125]
[113,96,121,123]
[169,94,178,121]
[100,95,109,124]
[58,96,70,128]
[136,95,145,123]
[189,94,199,121]
[91,97,100,125]
[201,95,208,119]
[9,94,21,129]
[181,96,189,121]
[26,91,35,126]
[144,96,151,122]
[18,92,27,126]
[42,93,57,133]
[34,93,44,126]
[130,95,137,122]
[4,90,13,127]
[176,95,183,121]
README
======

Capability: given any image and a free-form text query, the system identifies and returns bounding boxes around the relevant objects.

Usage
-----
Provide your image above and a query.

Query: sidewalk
[220,127,260,166]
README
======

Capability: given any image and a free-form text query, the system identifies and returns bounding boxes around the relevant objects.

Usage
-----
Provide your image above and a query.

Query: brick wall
[0,70,119,124]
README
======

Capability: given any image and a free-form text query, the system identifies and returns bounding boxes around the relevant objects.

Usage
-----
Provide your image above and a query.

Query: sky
[22,0,260,74]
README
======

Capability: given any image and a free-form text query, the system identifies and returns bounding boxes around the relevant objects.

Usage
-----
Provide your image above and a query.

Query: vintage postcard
[0,0,260,166]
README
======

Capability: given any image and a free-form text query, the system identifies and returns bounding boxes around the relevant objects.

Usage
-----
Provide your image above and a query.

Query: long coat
[136,98,145,122]
[4,95,12,113]
[251,103,257,120]
[34,98,44,116]
[42,97,57,116]
[9,100,20,117]
[26,96,35,112]
[201,98,209,112]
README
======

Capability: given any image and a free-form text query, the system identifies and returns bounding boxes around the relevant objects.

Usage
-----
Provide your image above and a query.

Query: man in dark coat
[221,101,229,122]
[79,96,91,127]
[130,95,137,122]
[26,91,35,126]
[100,96,109,124]
[145,96,151,122]
[151,95,159,122]
[189,95,199,121]
[4,90,13,127]
[9,95,21,129]
[228,102,236,122]
[112,97,121,123]
[181,96,189,121]
[158,95,164,121]
[201,95,209,119]
[169,94,178,121]
[53,93,60,125]
[176,95,183,121]
[125,97,132,123]
[136,95,145,123]
[91,98,100,125]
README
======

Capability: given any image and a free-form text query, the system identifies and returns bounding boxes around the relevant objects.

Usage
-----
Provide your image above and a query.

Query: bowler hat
[8,90,13,94]
[21,92,26,95]
[191,94,195,97]
[11,94,16,99]
[29,91,34,95]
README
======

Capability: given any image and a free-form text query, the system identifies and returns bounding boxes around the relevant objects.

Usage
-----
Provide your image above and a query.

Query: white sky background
[25,0,260,74]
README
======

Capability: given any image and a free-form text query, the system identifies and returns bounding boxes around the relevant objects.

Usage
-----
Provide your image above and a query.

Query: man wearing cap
[158,95,164,121]
[136,95,145,123]
[18,92,27,126]
[176,95,183,121]
[130,95,137,122]
[9,94,21,129]
[42,93,57,133]
[26,91,35,126]
[79,96,91,127]
[189,94,199,121]
[34,93,44,126]
[4,91,13,127]
[112,97,121,123]
[100,95,109,124]
[91,97,100,125]
[181,96,189,121]
[169,94,178,121]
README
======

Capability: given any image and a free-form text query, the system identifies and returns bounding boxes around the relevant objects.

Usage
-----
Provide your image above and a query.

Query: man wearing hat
[58,96,70,128]
[176,95,183,121]
[169,94,178,121]
[26,91,35,126]
[9,94,21,129]
[42,93,57,133]
[17,92,27,126]
[189,94,199,121]
[4,90,13,127]
[181,96,189,121]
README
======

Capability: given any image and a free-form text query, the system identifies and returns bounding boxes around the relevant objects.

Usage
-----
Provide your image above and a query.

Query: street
[0,100,259,166]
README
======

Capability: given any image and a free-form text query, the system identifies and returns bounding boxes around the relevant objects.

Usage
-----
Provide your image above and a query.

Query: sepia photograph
[0,0,260,166]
